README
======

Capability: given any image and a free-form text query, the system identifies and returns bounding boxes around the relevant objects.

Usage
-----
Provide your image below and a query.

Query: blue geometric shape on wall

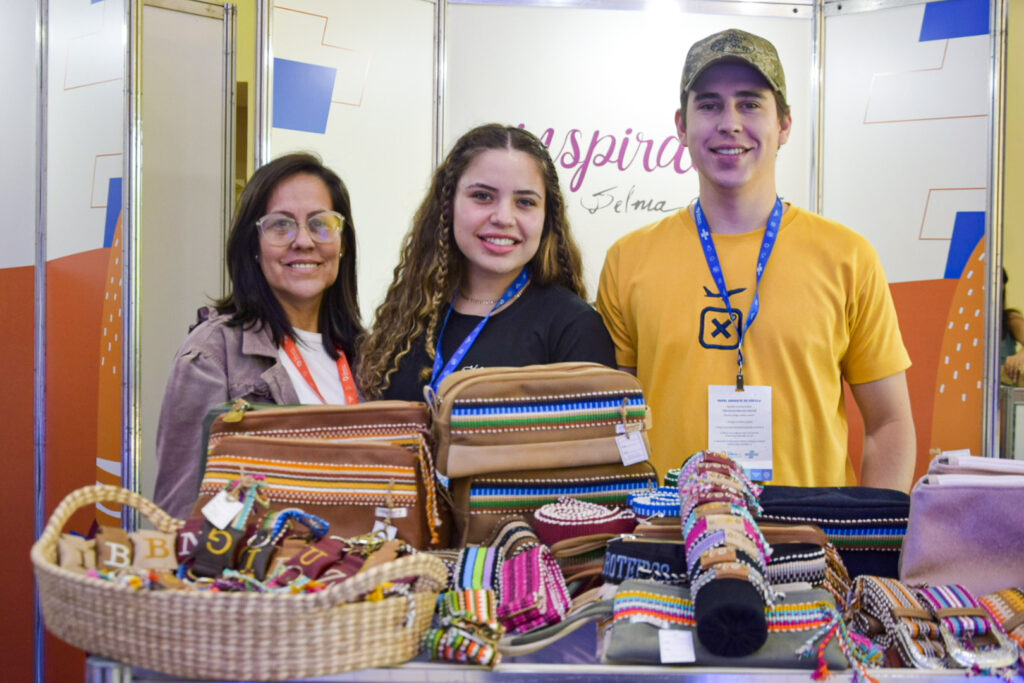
[920,0,989,41]
[272,58,336,134]
[103,177,122,249]
[943,211,985,279]
[92,0,104,4]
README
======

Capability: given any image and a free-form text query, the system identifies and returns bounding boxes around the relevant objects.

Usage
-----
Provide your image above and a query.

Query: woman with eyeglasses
[358,123,615,402]
[154,152,362,519]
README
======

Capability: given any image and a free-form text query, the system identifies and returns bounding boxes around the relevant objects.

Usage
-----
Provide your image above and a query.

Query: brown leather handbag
[192,401,449,548]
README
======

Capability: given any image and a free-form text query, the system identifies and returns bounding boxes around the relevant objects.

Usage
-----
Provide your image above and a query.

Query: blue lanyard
[694,197,783,389]
[429,267,531,391]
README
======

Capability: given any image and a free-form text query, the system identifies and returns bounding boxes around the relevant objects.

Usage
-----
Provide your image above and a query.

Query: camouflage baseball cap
[681,28,787,104]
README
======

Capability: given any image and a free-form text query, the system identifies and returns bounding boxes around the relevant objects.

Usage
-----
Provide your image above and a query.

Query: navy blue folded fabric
[756,486,909,579]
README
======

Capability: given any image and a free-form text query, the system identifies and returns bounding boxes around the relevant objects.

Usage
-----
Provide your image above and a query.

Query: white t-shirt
[277,328,348,405]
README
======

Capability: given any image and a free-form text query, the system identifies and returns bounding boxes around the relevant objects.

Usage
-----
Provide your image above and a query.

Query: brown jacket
[153,312,299,519]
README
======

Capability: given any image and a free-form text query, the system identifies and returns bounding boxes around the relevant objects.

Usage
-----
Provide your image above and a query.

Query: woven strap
[914,584,1021,671]
[915,585,992,638]
[980,588,1024,648]
[848,575,944,668]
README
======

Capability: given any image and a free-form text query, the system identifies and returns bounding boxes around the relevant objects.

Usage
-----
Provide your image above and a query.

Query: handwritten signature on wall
[531,125,692,216]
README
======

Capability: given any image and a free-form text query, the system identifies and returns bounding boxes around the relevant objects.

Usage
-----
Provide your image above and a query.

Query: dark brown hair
[215,152,363,361]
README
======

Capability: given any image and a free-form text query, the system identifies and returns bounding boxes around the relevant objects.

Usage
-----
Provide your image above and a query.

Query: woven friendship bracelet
[678,451,762,497]
[678,451,774,658]
[684,514,769,558]
[685,527,766,575]
[532,496,637,546]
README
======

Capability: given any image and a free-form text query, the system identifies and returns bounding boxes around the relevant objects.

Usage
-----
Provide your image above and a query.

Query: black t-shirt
[380,283,616,401]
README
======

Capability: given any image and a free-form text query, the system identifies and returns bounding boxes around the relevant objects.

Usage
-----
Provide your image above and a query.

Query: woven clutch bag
[32,485,448,680]
[429,362,653,478]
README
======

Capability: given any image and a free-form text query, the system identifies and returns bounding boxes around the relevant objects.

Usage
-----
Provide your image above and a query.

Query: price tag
[615,424,649,466]
[372,520,399,540]
[658,629,696,663]
[200,490,245,530]
[375,506,408,519]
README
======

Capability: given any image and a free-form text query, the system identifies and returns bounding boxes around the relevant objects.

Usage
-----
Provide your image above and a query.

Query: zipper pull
[221,398,250,423]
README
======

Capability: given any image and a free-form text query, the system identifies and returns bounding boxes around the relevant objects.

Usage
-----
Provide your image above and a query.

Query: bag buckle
[938,621,1021,670]
[894,621,945,669]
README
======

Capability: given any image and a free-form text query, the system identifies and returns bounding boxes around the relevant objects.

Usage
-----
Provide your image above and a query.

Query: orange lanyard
[282,336,359,405]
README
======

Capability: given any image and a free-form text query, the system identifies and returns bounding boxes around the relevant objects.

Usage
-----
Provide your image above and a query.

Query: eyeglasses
[256,211,344,245]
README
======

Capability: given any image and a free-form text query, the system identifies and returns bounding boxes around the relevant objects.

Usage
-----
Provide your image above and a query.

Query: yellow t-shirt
[596,205,910,486]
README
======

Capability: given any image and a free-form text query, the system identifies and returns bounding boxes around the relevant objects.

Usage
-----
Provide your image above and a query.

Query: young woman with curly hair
[359,123,614,401]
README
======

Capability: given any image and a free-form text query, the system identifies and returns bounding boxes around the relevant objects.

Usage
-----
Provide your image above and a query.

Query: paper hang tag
[375,506,409,519]
[615,424,649,466]
[659,629,696,663]
[372,520,399,540]
[201,490,245,530]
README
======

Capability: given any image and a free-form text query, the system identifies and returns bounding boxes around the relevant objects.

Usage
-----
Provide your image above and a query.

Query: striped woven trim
[450,395,646,434]
[469,478,655,513]
[979,589,1024,648]
[849,575,944,665]
[817,525,905,550]
[758,515,906,550]
[612,588,834,632]
[208,427,428,451]
[916,585,991,637]
[765,549,827,586]
[200,455,418,505]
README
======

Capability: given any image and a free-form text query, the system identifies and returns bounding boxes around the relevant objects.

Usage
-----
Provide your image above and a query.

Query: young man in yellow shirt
[597,28,915,492]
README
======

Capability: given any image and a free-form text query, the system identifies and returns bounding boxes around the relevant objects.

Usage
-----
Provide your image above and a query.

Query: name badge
[707,384,773,481]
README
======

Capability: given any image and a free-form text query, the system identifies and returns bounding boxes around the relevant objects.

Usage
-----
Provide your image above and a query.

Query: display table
[85,622,1024,683]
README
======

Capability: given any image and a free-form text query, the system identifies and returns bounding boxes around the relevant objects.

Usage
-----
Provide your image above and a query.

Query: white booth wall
[445,4,812,301]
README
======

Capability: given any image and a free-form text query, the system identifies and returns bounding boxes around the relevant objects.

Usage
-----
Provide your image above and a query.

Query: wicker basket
[32,485,448,680]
